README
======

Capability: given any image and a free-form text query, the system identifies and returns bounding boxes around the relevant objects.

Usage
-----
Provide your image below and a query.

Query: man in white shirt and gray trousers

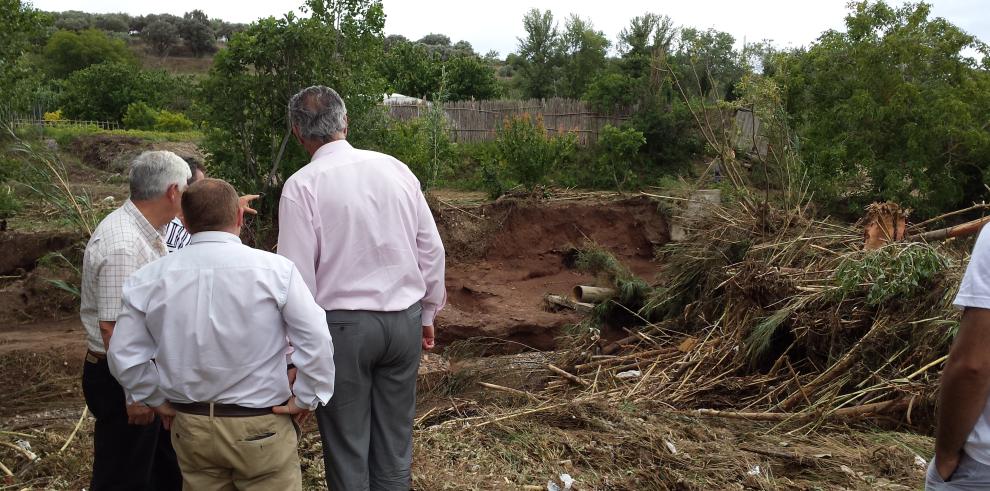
[279,86,446,490]
[108,178,335,490]
[929,225,990,489]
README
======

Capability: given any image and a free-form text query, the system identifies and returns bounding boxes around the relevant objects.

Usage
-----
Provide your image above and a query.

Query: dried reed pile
[550,197,967,427]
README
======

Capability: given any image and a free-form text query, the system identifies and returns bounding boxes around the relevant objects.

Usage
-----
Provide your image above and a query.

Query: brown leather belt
[171,402,274,418]
[85,350,107,364]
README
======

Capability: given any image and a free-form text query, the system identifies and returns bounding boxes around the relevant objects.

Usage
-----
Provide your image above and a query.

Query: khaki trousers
[170,411,301,491]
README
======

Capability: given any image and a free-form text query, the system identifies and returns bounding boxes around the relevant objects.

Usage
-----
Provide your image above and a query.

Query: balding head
[181,178,240,234]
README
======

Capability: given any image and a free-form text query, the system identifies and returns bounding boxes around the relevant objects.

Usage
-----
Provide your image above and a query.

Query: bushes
[495,115,575,189]
[122,102,193,132]
[592,125,645,189]
[61,62,194,123]
[122,102,157,129]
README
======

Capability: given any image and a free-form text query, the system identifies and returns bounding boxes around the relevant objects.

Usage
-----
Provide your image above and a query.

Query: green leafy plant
[153,110,194,132]
[495,114,575,189]
[122,102,158,130]
[833,243,952,306]
[594,124,645,189]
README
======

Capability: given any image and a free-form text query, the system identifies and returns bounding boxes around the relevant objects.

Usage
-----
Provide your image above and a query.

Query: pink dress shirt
[277,140,446,326]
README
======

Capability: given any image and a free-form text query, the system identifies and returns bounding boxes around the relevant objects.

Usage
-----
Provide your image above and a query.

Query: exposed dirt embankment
[435,196,668,351]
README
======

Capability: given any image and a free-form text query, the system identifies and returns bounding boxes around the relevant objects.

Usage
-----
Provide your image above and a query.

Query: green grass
[17,125,203,146]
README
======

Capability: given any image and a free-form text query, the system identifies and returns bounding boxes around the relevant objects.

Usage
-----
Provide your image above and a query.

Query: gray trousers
[317,303,422,491]
[927,452,990,490]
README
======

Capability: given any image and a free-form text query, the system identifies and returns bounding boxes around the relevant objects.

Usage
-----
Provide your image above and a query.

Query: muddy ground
[0,140,934,490]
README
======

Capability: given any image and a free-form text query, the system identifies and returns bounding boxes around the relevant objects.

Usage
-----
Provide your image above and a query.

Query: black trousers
[82,356,181,491]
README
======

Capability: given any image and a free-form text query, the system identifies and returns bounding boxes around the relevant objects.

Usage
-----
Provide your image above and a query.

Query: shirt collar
[311,139,353,161]
[123,199,166,246]
[188,231,243,245]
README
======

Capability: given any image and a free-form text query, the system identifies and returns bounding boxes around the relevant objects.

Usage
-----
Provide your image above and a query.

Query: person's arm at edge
[414,188,446,350]
[935,306,990,479]
[96,246,140,349]
[273,266,335,415]
[107,280,165,426]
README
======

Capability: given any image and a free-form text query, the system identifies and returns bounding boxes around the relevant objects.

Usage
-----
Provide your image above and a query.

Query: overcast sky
[29,0,990,57]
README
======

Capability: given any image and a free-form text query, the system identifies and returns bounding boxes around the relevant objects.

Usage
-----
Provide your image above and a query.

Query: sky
[29,0,990,57]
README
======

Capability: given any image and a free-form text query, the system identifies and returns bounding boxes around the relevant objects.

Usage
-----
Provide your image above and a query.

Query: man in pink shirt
[277,85,446,490]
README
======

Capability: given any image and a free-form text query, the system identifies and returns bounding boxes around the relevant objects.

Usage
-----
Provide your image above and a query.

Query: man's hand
[239,195,260,215]
[936,451,961,481]
[422,324,435,351]
[126,402,155,425]
[153,402,177,430]
[273,396,311,426]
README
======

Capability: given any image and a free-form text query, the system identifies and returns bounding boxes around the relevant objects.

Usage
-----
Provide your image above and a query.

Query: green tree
[777,1,990,217]
[381,39,441,97]
[417,33,450,47]
[53,10,92,31]
[180,10,216,57]
[43,28,134,78]
[516,9,562,99]
[674,27,742,99]
[144,19,180,56]
[444,55,499,100]
[560,15,609,99]
[1,0,50,91]
[198,0,387,218]
[94,13,130,32]
[60,63,187,121]
[60,62,146,121]
[617,13,676,78]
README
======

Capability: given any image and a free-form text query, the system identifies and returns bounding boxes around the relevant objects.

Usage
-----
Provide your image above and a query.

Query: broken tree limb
[572,285,616,303]
[478,382,544,401]
[544,294,593,313]
[695,398,910,422]
[547,364,590,387]
[59,405,87,453]
[908,216,990,242]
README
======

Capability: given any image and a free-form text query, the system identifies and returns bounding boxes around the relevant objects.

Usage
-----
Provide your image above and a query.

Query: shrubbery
[495,115,575,189]
[122,102,194,132]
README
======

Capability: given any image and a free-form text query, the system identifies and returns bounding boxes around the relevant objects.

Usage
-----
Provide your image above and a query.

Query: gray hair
[129,151,192,201]
[288,86,347,142]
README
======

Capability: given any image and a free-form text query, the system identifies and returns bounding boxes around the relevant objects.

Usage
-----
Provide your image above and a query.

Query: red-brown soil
[0,195,667,357]
[436,196,667,351]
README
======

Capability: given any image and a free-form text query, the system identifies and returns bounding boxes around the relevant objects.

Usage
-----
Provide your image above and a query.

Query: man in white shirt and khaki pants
[108,178,335,490]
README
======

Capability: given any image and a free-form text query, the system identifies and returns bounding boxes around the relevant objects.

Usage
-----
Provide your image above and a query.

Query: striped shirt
[80,200,167,354]
[163,217,190,253]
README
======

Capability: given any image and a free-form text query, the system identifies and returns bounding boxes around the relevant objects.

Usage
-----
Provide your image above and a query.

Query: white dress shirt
[80,200,167,354]
[278,140,446,325]
[107,231,335,411]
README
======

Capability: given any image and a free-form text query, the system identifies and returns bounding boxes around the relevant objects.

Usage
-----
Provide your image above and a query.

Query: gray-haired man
[278,86,446,490]
[80,150,188,490]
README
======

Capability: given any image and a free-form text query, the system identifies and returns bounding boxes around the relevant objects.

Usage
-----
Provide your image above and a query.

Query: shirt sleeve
[278,193,320,296]
[414,189,446,326]
[955,226,990,309]
[107,277,167,407]
[97,245,140,322]
[281,265,335,411]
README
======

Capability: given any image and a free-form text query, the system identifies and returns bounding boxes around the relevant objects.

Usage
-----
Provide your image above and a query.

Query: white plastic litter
[615,369,641,380]
[560,473,574,489]
[547,481,560,491]
[664,440,678,454]
[16,439,38,461]
[747,465,761,476]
